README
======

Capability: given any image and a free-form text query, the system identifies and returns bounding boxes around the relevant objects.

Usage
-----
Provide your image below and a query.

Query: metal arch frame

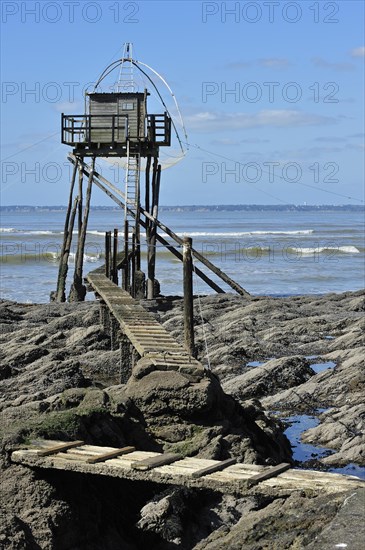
[92,58,188,156]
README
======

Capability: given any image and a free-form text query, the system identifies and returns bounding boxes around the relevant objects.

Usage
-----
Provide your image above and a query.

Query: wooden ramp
[12,440,364,496]
[86,271,202,370]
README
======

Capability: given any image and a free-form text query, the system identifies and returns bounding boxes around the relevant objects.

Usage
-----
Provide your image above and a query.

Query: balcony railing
[147,113,171,146]
[61,114,128,145]
[61,113,171,147]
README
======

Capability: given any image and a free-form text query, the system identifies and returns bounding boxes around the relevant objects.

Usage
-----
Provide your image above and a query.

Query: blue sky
[1,0,364,206]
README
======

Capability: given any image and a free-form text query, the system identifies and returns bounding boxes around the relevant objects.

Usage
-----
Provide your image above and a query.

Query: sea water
[1,207,364,303]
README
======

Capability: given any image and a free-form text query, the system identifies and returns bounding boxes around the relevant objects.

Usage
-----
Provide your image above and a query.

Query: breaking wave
[173,230,315,238]
[288,246,360,255]
[1,252,101,265]
[0,227,16,233]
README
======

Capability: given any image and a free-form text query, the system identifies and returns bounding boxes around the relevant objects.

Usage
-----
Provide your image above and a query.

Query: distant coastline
[1,204,363,213]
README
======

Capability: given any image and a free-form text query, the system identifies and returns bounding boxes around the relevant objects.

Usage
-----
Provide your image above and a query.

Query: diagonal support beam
[69,154,250,297]
[69,156,224,293]
[93,177,224,294]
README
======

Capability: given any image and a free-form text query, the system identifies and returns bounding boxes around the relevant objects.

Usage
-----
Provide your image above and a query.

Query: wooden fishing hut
[55,44,171,302]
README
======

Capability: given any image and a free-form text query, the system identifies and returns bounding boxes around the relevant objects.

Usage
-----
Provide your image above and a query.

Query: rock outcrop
[122,357,291,464]
[222,356,315,402]
[0,290,364,549]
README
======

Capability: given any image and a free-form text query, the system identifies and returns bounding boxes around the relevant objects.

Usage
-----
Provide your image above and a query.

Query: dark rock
[122,363,291,464]
[137,487,256,549]
[222,356,314,401]
[1,290,364,549]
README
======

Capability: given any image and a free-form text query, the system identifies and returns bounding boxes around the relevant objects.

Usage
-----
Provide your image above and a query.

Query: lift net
[90,48,188,172]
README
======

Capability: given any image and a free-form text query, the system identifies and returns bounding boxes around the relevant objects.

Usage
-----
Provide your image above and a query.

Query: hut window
[122,103,134,110]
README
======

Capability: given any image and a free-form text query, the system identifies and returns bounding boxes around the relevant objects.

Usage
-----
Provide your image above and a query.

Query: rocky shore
[0,289,364,549]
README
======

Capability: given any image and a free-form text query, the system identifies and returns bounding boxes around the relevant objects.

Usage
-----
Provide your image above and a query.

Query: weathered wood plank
[132,453,182,471]
[138,345,182,351]
[37,440,84,457]
[76,444,117,453]
[87,446,135,464]
[129,333,178,339]
[117,451,160,461]
[86,272,206,373]
[146,353,198,360]
[132,339,179,345]
[247,463,291,487]
[132,336,180,342]
[192,458,237,479]
[128,327,172,332]
[11,443,365,496]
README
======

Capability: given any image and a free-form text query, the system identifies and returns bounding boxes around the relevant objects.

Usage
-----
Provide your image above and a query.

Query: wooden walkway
[86,271,203,370]
[74,274,365,497]
[12,440,364,496]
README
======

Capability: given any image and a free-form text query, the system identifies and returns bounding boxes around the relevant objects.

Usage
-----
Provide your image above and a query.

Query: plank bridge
[86,270,203,374]
[12,440,364,495]
[50,225,365,501]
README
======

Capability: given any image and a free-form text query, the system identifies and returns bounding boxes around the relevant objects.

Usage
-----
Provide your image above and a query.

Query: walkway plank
[86,272,203,370]
[87,446,135,464]
[192,457,237,479]
[37,440,84,457]
[246,463,291,487]
[11,441,364,496]
[131,453,182,471]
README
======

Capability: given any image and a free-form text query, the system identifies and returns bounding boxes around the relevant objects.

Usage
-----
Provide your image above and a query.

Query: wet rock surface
[222,356,315,401]
[158,290,364,468]
[0,290,364,548]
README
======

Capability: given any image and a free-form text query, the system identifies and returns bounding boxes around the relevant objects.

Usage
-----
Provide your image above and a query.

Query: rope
[2,131,59,162]
[182,141,364,205]
[1,141,65,193]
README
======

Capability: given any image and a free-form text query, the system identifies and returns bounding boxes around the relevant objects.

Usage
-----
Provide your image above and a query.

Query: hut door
[90,99,117,143]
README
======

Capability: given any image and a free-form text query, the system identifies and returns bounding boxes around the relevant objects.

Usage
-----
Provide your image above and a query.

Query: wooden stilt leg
[147,159,157,299]
[119,334,132,384]
[54,161,78,302]
[99,300,108,330]
[110,315,119,351]
[183,237,195,357]
[77,164,83,234]
[147,163,161,299]
[123,220,129,291]
[70,157,95,301]
[105,231,111,279]
[145,155,151,232]
[112,228,118,284]
[131,230,136,297]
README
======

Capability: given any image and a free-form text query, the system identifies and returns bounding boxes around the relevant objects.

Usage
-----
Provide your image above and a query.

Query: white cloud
[264,145,344,162]
[226,61,252,70]
[241,138,270,144]
[186,110,336,133]
[227,58,291,70]
[258,58,291,69]
[311,57,355,72]
[348,133,365,138]
[315,137,346,143]
[350,46,365,58]
[346,143,365,151]
[210,138,242,146]
[54,101,82,113]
